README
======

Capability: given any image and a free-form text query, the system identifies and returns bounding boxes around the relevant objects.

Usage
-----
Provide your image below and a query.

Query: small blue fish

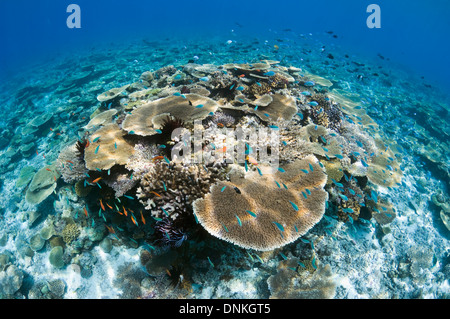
[264,71,275,76]
[339,194,348,201]
[296,112,304,120]
[277,167,285,173]
[200,76,209,82]
[301,91,311,96]
[300,169,309,174]
[289,201,299,211]
[162,181,167,191]
[246,210,257,218]
[279,252,288,260]
[95,145,100,154]
[334,154,343,159]
[300,238,310,244]
[275,181,281,188]
[155,129,162,134]
[257,167,263,176]
[158,144,166,149]
[309,163,314,172]
[371,190,378,203]
[235,214,242,226]
[222,223,229,233]
[302,191,308,199]
[221,186,227,192]
[308,101,318,107]
[207,256,214,267]
[236,86,244,91]
[348,189,356,195]
[173,92,181,96]
[123,195,134,200]
[93,136,101,143]
[361,159,369,167]
[195,104,204,108]
[107,103,112,109]
[269,125,279,130]
[343,208,354,213]
[273,221,285,232]
[304,81,315,87]
[356,141,364,148]
[114,142,117,149]
[256,82,261,87]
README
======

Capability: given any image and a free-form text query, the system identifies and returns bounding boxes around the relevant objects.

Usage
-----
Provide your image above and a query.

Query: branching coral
[137,161,226,221]
[56,143,89,184]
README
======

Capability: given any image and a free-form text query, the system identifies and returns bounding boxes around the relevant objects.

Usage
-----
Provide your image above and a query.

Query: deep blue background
[1,0,449,91]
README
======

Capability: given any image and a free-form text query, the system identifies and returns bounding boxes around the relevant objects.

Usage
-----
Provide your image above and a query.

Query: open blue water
[0,0,448,302]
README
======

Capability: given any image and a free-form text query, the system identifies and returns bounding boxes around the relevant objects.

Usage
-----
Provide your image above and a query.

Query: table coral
[193,155,328,251]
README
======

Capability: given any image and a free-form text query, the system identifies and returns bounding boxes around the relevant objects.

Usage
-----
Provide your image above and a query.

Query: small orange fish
[123,207,128,217]
[140,210,146,225]
[246,155,258,165]
[216,146,227,153]
[46,168,52,171]
[165,268,172,277]
[150,191,161,197]
[130,215,137,226]
[217,123,224,128]
[85,140,90,148]
[54,176,57,182]
[36,150,39,155]
[92,177,102,184]
[66,160,74,164]
[56,133,61,136]
[105,225,115,234]
[152,156,164,162]
[238,74,245,78]
[83,207,89,217]
[82,117,86,120]
[49,128,53,131]
[106,202,113,209]
[99,199,105,211]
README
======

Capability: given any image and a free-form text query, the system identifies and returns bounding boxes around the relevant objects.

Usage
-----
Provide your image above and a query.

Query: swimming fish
[235,214,242,226]
[83,206,89,217]
[309,163,314,172]
[221,185,227,192]
[195,104,204,108]
[289,201,299,211]
[277,167,285,173]
[92,177,102,184]
[95,145,100,154]
[339,194,348,201]
[264,71,275,76]
[246,210,257,218]
[304,81,315,87]
[99,199,105,211]
[300,169,309,174]
[236,86,244,91]
[93,136,101,143]
[273,221,285,232]
[308,101,319,107]
[199,76,209,82]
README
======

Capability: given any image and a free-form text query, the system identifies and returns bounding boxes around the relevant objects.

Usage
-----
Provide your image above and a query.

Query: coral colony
[26,61,399,289]
[3,53,447,299]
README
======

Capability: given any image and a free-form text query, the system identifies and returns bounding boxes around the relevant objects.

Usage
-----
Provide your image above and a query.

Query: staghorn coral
[137,161,226,221]
[193,155,328,251]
